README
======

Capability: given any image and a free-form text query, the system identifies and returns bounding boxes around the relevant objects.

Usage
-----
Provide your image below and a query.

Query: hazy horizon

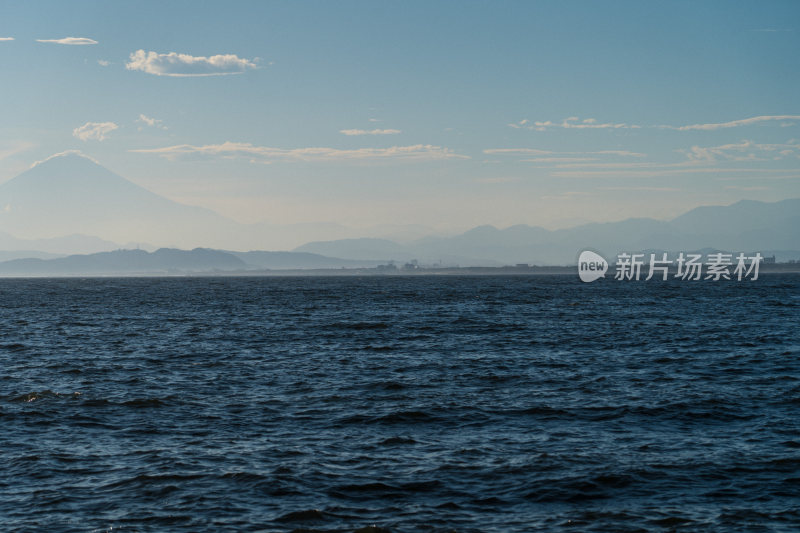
[1,0,799,240]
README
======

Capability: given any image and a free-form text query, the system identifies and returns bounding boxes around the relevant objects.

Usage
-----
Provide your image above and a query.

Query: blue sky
[1,0,798,231]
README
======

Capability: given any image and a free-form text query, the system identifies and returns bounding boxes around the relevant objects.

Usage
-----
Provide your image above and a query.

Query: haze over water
[2,276,798,532]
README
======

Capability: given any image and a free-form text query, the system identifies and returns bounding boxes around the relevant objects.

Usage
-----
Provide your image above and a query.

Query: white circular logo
[578,250,608,282]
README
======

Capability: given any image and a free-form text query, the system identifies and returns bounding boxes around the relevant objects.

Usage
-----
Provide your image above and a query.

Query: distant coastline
[0,261,798,278]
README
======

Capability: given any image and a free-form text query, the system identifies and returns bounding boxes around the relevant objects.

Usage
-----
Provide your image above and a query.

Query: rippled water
[1,275,799,532]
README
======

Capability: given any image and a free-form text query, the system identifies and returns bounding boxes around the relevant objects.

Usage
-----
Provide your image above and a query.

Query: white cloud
[0,37,14,42]
[131,141,468,162]
[340,129,401,136]
[72,122,119,141]
[521,157,600,163]
[484,148,554,155]
[136,114,167,130]
[509,117,640,131]
[666,115,800,131]
[36,37,98,45]
[31,150,100,168]
[681,140,800,162]
[97,59,111,67]
[552,167,794,179]
[484,148,646,157]
[125,49,258,77]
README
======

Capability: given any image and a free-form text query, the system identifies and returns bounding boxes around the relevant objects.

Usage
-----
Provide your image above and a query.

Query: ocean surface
[1,275,798,532]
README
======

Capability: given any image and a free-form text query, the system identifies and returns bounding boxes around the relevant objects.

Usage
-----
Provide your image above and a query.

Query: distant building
[764,255,776,264]
[402,259,419,270]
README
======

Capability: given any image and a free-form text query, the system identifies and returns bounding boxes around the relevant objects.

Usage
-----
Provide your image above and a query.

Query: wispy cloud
[665,115,800,131]
[681,139,800,162]
[511,114,800,133]
[136,114,167,130]
[509,117,640,131]
[131,141,468,162]
[97,60,111,67]
[126,50,258,77]
[484,148,646,158]
[552,167,795,179]
[522,157,602,163]
[0,37,14,42]
[0,141,35,161]
[36,37,98,45]
[31,150,100,168]
[484,148,553,155]
[72,122,119,141]
[340,128,401,136]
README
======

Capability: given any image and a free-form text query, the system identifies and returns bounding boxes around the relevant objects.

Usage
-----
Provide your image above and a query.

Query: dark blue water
[1,275,798,532]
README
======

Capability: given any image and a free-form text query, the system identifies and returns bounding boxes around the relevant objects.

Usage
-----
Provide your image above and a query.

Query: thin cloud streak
[665,115,800,131]
[131,141,469,162]
[484,148,646,157]
[340,129,401,136]
[0,141,35,161]
[36,37,98,45]
[682,140,800,162]
[553,167,796,178]
[509,114,800,132]
[509,117,640,131]
[31,150,100,168]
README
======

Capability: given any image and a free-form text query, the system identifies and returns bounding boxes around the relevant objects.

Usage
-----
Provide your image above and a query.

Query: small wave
[329,480,440,499]
[9,390,81,402]
[378,436,417,445]
[1,342,28,352]
[337,410,440,426]
[276,508,326,522]
[328,321,391,330]
[354,526,391,533]
[121,396,177,408]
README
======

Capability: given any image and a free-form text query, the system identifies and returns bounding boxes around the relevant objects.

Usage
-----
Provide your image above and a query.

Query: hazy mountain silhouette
[228,250,381,269]
[0,247,386,275]
[0,231,121,255]
[296,199,800,265]
[2,152,797,266]
[0,152,248,249]
[0,152,440,251]
[0,248,246,276]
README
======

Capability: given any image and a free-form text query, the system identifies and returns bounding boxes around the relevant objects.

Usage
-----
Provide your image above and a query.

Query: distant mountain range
[0,248,382,276]
[296,198,800,265]
[0,152,433,251]
[0,151,797,269]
